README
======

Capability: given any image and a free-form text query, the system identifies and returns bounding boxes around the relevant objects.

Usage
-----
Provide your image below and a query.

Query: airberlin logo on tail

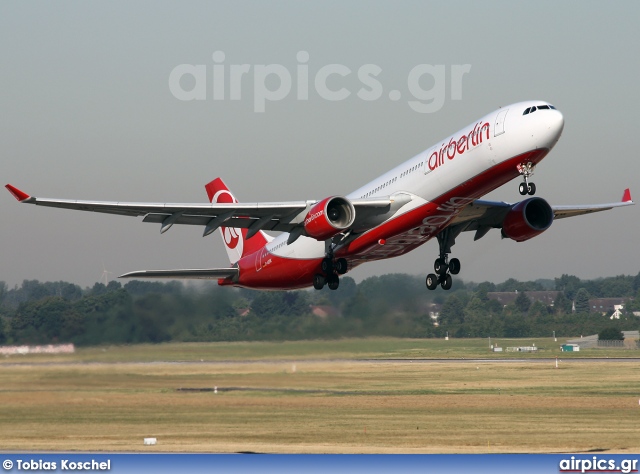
[428,121,490,171]
[222,227,241,250]
[213,190,243,255]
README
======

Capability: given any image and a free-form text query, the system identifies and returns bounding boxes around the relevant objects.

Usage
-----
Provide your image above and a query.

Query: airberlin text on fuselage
[428,121,490,171]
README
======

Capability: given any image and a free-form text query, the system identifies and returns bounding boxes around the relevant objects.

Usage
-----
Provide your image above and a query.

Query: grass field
[0,338,638,453]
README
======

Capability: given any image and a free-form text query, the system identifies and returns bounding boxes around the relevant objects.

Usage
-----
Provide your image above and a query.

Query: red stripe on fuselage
[341,148,549,260]
[223,148,549,290]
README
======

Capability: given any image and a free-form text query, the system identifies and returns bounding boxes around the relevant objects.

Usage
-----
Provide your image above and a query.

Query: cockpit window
[524,104,556,115]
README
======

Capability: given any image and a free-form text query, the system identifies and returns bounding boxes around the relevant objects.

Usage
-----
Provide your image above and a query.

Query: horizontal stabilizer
[119,267,239,280]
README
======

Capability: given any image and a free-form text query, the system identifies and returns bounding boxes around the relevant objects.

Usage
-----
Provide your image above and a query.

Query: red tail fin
[205,178,271,264]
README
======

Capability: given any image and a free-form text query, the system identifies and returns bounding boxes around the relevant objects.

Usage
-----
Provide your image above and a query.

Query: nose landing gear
[517,162,536,195]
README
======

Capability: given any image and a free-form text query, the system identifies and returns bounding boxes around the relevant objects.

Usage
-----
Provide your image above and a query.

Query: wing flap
[119,268,239,280]
[450,189,634,235]
[6,184,415,237]
[5,184,310,232]
[31,198,308,218]
[450,200,511,229]
[552,188,633,219]
[349,192,414,232]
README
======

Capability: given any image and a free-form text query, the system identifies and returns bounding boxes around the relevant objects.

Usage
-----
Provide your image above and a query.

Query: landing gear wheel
[327,275,340,290]
[426,274,439,290]
[429,228,462,292]
[434,258,448,275]
[527,182,536,195]
[517,162,536,195]
[321,258,333,273]
[313,274,326,290]
[519,182,528,195]
[448,258,461,275]
[334,258,348,275]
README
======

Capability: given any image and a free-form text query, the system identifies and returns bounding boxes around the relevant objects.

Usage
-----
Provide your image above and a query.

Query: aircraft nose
[542,108,564,146]
[551,109,564,136]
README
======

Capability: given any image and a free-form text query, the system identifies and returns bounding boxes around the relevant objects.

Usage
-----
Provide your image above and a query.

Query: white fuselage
[264,100,564,262]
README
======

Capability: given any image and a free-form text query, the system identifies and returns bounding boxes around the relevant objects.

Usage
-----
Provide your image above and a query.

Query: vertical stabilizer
[204,178,271,264]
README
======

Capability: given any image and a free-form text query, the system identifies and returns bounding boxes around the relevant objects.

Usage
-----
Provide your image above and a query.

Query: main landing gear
[313,256,348,291]
[517,162,536,195]
[426,227,461,291]
[426,257,460,291]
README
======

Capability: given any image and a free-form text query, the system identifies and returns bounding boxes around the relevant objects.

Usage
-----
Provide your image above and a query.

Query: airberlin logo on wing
[428,121,490,171]
[213,190,243,254]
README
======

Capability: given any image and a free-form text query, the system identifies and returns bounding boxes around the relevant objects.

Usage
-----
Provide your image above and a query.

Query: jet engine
[304,196,355,241]
[501,197,554,242]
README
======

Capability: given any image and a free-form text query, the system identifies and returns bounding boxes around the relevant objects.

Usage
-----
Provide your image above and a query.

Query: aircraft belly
[235,251,320,289]
[342,149,553,264]
[271,235,325,260]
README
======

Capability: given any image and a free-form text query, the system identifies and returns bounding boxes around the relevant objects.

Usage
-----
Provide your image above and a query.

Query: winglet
[622,188,632,203]
[5,184,31,202]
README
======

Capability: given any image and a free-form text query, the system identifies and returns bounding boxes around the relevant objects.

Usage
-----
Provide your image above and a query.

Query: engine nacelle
[502,197,553,242]
[304,196,356,241]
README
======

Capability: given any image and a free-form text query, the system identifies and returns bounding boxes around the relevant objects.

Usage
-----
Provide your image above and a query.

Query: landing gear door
[494,109,508,137]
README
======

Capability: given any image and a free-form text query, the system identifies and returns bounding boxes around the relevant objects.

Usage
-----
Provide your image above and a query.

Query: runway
[2,356,639,369]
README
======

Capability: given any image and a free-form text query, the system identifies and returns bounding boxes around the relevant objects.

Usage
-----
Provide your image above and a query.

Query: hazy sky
[2,1,639,289]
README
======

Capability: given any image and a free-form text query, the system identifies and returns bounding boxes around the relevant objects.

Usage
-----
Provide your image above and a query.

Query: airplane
[5,100,634,291]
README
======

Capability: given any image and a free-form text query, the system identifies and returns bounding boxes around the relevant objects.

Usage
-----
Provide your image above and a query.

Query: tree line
[0,272,639,346]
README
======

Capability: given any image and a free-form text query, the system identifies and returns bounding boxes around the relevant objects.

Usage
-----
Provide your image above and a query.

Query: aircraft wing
[550,188,633,219]
[450,188,633,240]
[119,268,239,280]
[5,184,401,237]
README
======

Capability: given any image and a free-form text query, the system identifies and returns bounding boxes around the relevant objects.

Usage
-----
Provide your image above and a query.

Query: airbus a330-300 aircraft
[6,101,634,291]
